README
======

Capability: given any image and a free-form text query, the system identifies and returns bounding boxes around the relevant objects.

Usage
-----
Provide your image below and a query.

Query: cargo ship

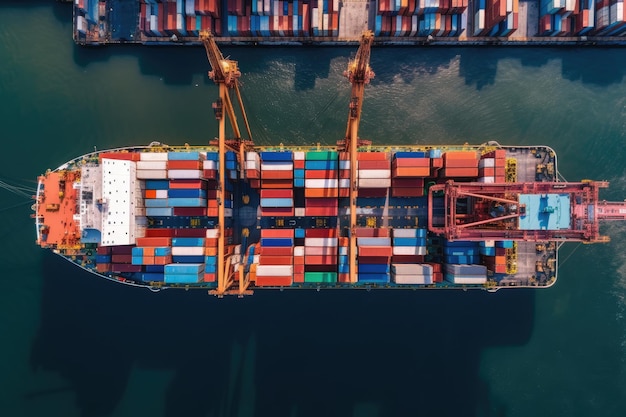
[33,32,626,296]
[74,0,626,46]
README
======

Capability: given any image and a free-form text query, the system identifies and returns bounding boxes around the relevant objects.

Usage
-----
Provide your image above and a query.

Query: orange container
[99,152,140,161]
[479,167,495,177]
[136,237,171,246]
[260,229,295,238]
[294,160,305,169]
[294,264,305,274]
[260,246,294,256]
[246,169,260,179]
[261,170,293,180]
[154,255,171,265]
[203,273,216,282]
[305,188,339,198]
[392,158,430,168]
[392,167,430,177]
[338,273,350,283]
[431,158,444,169]
[443,151,477,160]
[293,273,305,283]
[259,255,293,265]
[338,188,350,197]
[305,255,338,264]
[357,152,388,161]
[358,246,392,257]
[205,247,218,256]
[145,190,157,198]
[168,160,201,170]
[441,168,478,177]
[294,255,305,265]
[444,159,478,168]
[141,247,155,257]
[96,263,111,273]
[169,179,204,189]
[204,237,218,247]
[207,208,218,216]
[141,256,155,265]
[338,237,349,247]
[255,276,293,287]
[354,228,390,237]
[207,200,218,208]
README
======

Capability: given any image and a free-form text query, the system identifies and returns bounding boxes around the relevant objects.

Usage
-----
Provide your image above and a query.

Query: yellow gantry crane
[200,31,254,296]
[341,31,375,283]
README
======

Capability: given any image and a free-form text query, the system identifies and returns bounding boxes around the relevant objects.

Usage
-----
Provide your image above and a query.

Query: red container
[96,263,111,273]
[357,256,390,264]
[260,189,293,198]
[305,228,338,237]
[96,246,112,255]
[249,179,261,188]
[259,255,293,265]
[479,167,496,177]
[358,246,392,257]
[393,158,430,168]
[444,158,478,168]
[261,179,293,188]
[294,255,304,265]
[305,197,337,207]
[203,169,217,179]
[204,273,216,282]
[433,272,444,283]
[391,255,425,263]
[173,207,207,216]
[255,276,293,286]
[304,247,337,256]
[294,273,305,283]
[359,160,390,169]
[338,273,350,283]
[440,168,479,177]
[111,254,133,264]
[260,229,294,238]
[169,179,205,189]
[357,152,388,161]
[294,264,305,274]
[354,228,390,237]
[294,160,305,169]
[305,264,338,272]
[305,255,338,264]
[246,169,260,179]
[111,264,142,273]
[99,152,140,161]
[173,228,207,237]
[305,206,338,216]
[136,237,172,246]
[392,167,430,177]
[259,207,295,216]
[145,228,176,237]
[357,188,387,198]
[392,187,424,197]
[111,245,135,255]
[305,169,338,179]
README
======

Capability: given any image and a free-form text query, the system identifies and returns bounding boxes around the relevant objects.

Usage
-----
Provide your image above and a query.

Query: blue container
[294,169,305,179]
[139,273,165,282]
[496,240,514,249]
[295,228,305,238]
[154,247,171,256]
[394,152,427,158]
[226,151,236,161]
[132,247,144,256]
[205,256,217,265]
[168,151,201,161]
[96,254,111,263]
[338,263,349,274]
[357,273,390,283]
[145,180,170,190]
[172,237,205,247]
[260,151,293,161]
[205,152,219,161]
[339,255,349,264]
[260,198,293,207]
[305,160,338,170]
[358,264,390,274]
[480,247,496,256]
[393,237,422,247]
[443,247,480,256]
[164,273,202,284]
[168,189,207,198]
[204,264,216,274]
[171,255,206,264]
[445,255,481,264]
[165,263,205,274]
[168,198,206,207]
[146,207,174,217]
[131,256,144,265]
[145,265,165,273]
[145,198,169,208]
[294,178,305,187]
[260,238,294,247]
[226,160,237,170]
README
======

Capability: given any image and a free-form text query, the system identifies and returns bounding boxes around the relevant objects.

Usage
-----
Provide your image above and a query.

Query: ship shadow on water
[33,251,534,417]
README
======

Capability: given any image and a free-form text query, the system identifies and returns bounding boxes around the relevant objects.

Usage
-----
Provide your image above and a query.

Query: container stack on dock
[355,228,392,283]
[375,0,468,37]
[439,150,478,179]
[311,0,340,37]
[227,0,314,37]
[472,0,519,37]
[478,149,506,183]
[139,0,221,38]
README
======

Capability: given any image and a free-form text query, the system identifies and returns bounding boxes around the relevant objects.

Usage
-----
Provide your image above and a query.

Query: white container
[357,169,391,179]
[294,246,305,256]
[294,207,306,217]
[338,246,348,255]
[339,160,350,170]
[137,161,167,170]
[392,264,433,275]
[137,169,168,179]
[203,160,217,170]
[478,158,495,168]
[206,229,219,238]
[155,189,168,199]
[305,179,339,188]
[168,169,202,179]
[358,178,391,188]
[245,160,259,170]
[294,151,305,161]
[246,151,260,162]
[392,246,427,255]
[357,237,391,246]
[393,274,433,285]
[305,237,338,247]
[256,265,293,276]
[172,246,205,256]
[445,275,487,284]
[140,152,168,161]
[478,177,495,183]
[393,228,418,238]
[261,162,293,171]
[338,179,350,188]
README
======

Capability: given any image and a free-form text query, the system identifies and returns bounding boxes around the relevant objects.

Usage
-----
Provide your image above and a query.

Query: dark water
[1,2,626,417]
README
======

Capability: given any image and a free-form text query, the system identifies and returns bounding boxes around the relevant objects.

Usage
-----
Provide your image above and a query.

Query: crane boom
[343,31,375,284]
[200,31,254,296]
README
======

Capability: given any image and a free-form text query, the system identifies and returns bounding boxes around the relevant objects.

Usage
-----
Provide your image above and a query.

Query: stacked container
[110,245,143,273]
[164,262,204,284]
[443,239,481,265]
[444,264,487,284]
[357,152,390,197]
[140,0,220,38]
[256,229,294,286]
[482,240,512,274]
[473,0,519,37]
[204,229,219,282]
[538,0,595,36]
[311,0,340,37]
[479,149,506,183]
[440,151,478,178]
[355,228,392,283]
[304,228,339,283]
[231,0,313,37]
[391,151,430,197]
[375,0,467,37]
[259,151,294,216]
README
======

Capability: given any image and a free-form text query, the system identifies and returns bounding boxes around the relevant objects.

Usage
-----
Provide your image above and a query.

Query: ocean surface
[1,2,626,417]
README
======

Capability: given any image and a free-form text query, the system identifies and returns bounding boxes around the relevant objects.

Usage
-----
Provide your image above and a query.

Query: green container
[304,272,337,283]
[305,151,338,161]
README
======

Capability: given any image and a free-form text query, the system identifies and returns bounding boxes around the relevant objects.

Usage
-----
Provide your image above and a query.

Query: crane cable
[0,178,36,212]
